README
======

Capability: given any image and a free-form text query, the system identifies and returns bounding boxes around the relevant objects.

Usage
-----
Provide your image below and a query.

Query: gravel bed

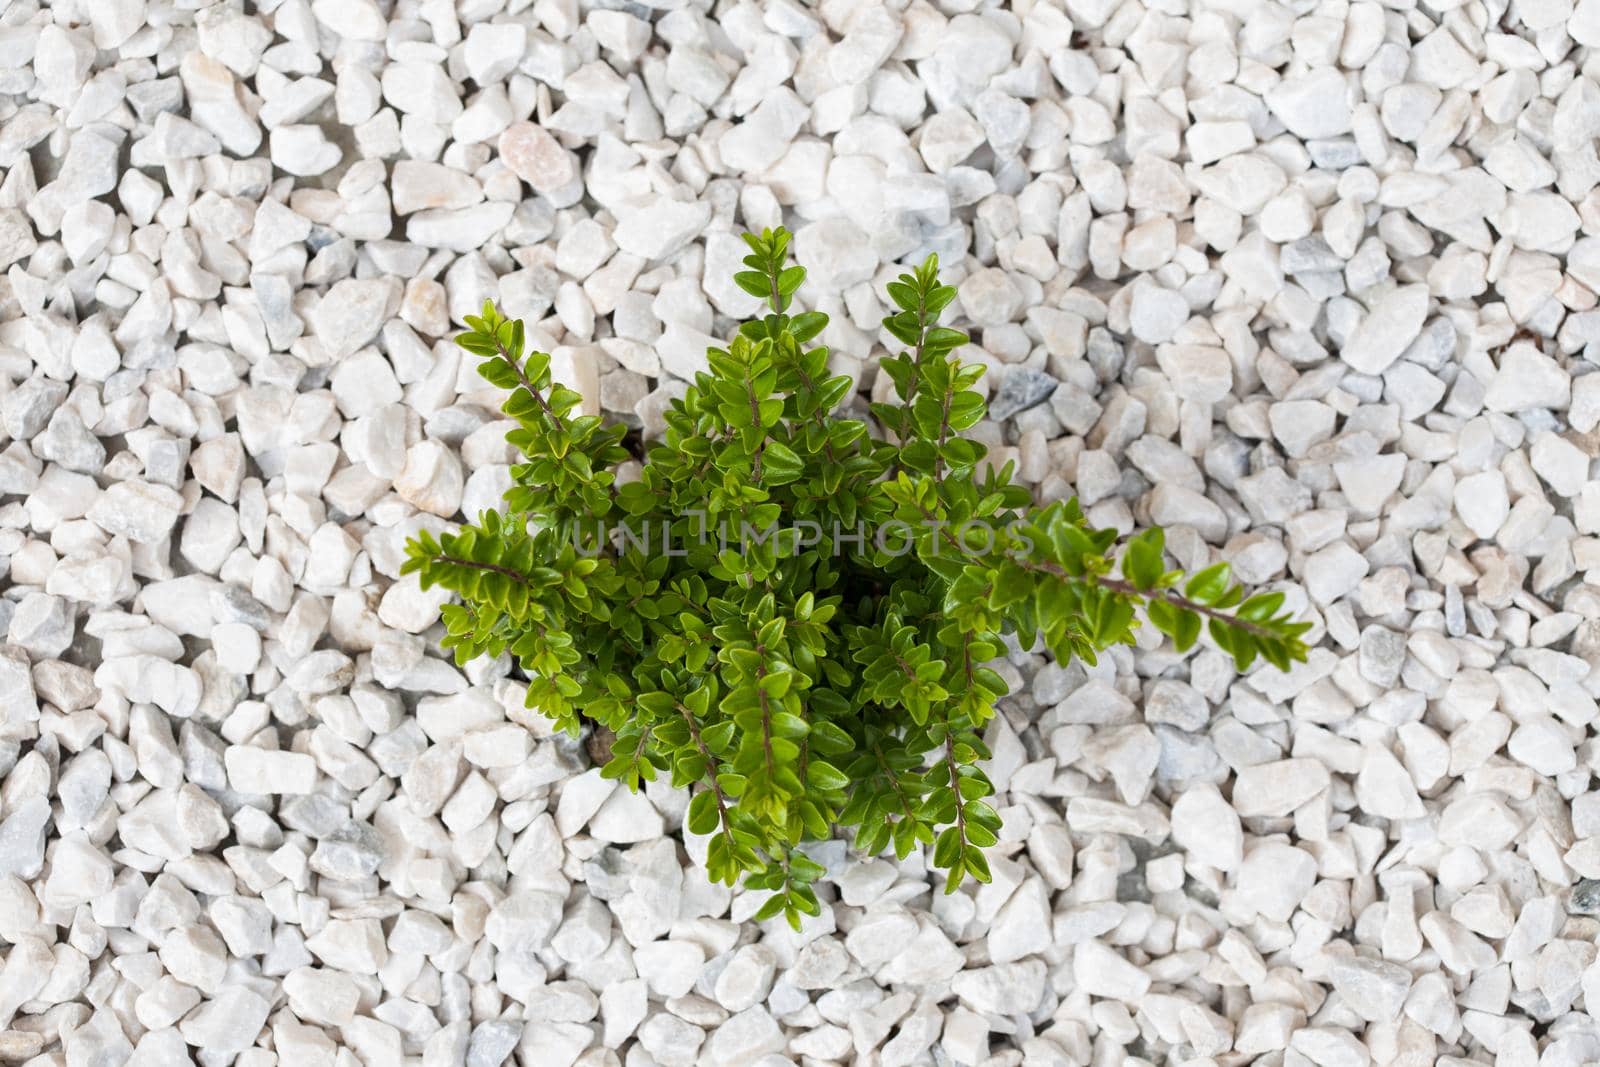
[3,1,1600,1065]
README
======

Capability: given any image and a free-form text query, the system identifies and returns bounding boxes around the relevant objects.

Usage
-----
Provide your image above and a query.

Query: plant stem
[871,744,920,826]
[679,702,737,850]
[909,504,1284,644]
[494,336,566,432]
[943,738,968,857]
[430,554,531,585]
[755,653,777,786]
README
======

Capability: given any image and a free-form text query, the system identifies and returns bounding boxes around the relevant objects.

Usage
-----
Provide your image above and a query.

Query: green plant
[403,229,1311,927]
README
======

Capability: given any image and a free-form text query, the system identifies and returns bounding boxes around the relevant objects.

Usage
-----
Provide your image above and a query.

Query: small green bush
[405,229,1310,926]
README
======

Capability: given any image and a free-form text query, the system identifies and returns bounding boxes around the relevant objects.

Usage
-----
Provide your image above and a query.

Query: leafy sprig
[404,229,1311,925]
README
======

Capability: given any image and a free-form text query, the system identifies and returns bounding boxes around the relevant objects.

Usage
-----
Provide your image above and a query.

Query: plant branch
[943,738,969,859]
[1047,567,1284,644]
[756,651,777,787]
[430,554,532,586]
[872,744,920,827]
[910,505,1286,644]
[495,336,566,432]
[679,702,738,851]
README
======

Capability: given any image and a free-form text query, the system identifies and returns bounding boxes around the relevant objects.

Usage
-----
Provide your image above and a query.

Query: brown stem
[788,362,841,466]
[872,744,919,826]
[494,336,566,432]
[678,703,738,849]
[902,286,931,404]
[744,372,768,482]
[910,504,1283,644]
[944,738,968,854]
[755,648,777,785]
[431,554,530,585]
[1038,566,1281,643]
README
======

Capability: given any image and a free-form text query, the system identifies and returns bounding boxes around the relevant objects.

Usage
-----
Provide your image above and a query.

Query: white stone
[1231,758,1331,817]
[1129,285,1189,344]
[311,278,396,359]
[406,202,516,251]
[614,197,712,260]
[795,216,878,288]
[1455,471,1509,540]
[1354,743,1425,820]
[633,940,705,999]
[1340,285,1429,375]
[638,1014,705,1067]
[1303,542,1371,603]
[1530,433,1589,497]
[987,878,1052,964]
[1334,453,1406,514]
[464,22,527,84]
[959,268,1023,327]
[1157,344,1232,403]
[1171,783,1243,870]
[1072,939,1151,1001]
[382,62,462,122]
[600,979,648,1046]
[554,769,616,837]
[701,1007,786,1067]
[158,926,228,994]
[587,787,664,844]
[270,125,341,176]
[394,441,465,518]
[1265,68,1352,138]
[392,161,483,215]
[500,122,577,193]
[224,747,318,795]
[283,968,361,1026]
[1508,715,1578,775]
[720,90,809,173]
[1484,345,1570,412]
[312,0,385,39]
[1292,1028,1374,1067]
[1233,843,1318,921]
[87,481,183,544]
[178,987,271,1053]
[713,945,778,1012]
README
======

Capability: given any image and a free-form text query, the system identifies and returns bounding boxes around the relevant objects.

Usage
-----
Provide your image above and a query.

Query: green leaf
[702,721,736,752]
[735,271,770,298]
[963,846,991,883]
[1122,528,1164,591]
[687,789,721,835]
[1184,562,1230,605]
[761,440,804,484]
[751,895,786,922]
[992,563,1032,608]
[722,685,761,716]
[790,311,828,342]
[1173,606,1202,652]
[771,712,809,739]
[809,720,854,754]
[1237,591,1285,622]
[806,761,850,791]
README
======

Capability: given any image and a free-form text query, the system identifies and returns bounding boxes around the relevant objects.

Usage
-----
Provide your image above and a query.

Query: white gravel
[3,1,1600,1065]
